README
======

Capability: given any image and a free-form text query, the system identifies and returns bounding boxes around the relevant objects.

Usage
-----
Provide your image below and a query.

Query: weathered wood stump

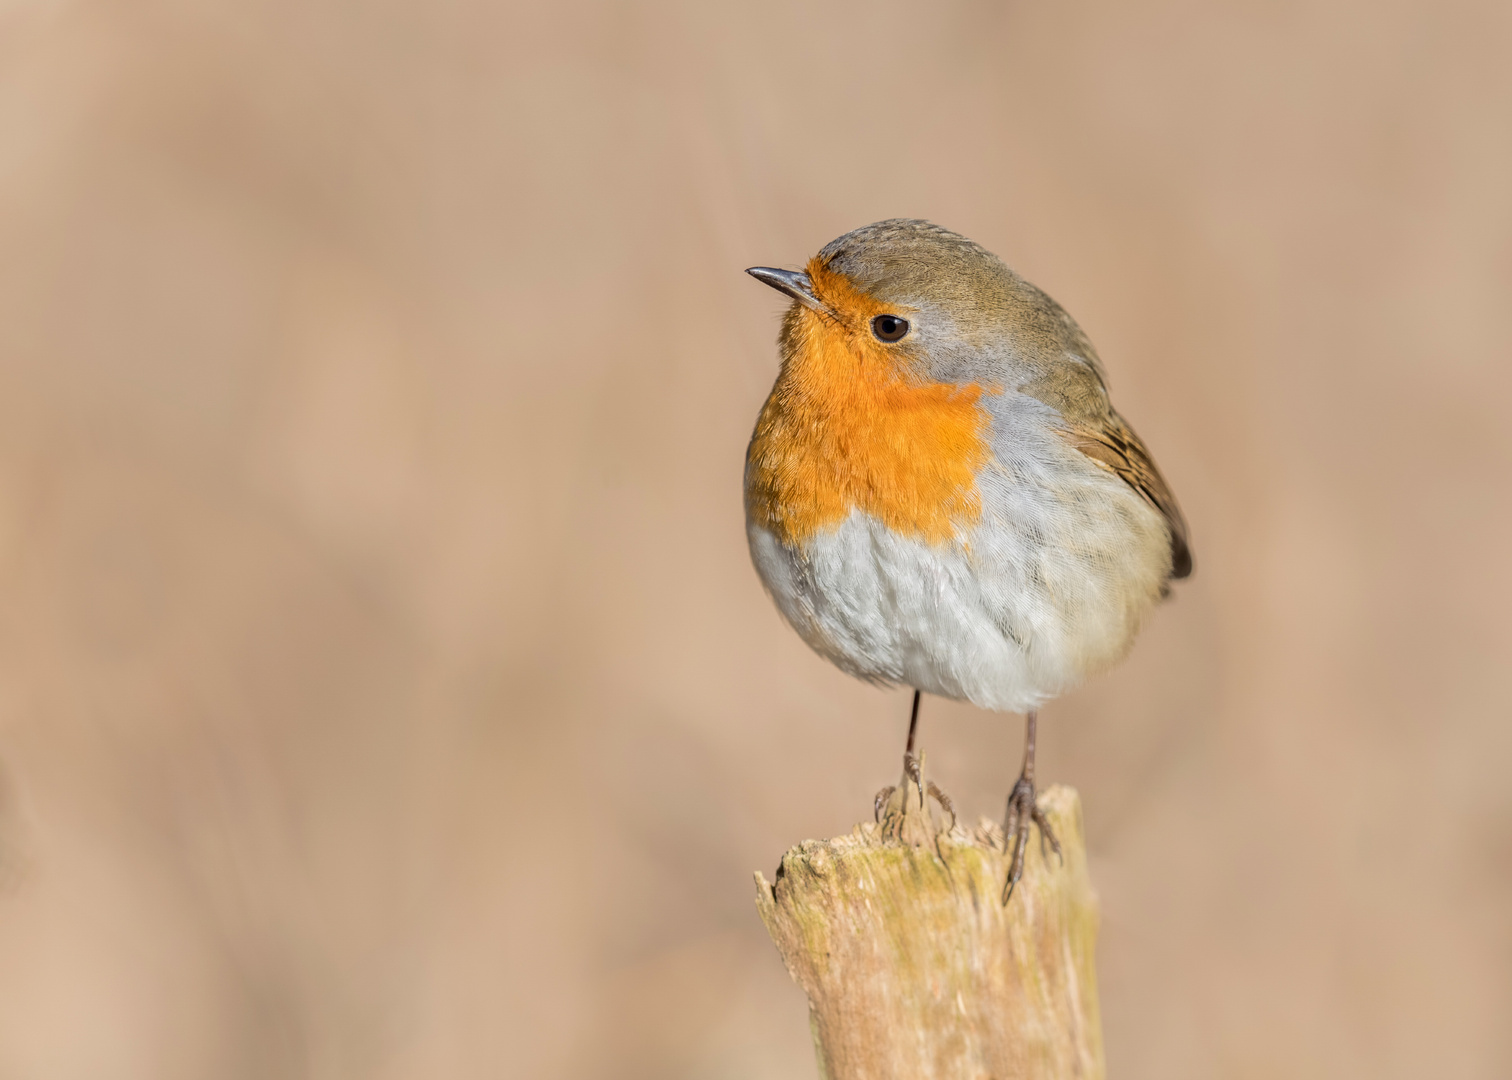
[755,764,1104,1080]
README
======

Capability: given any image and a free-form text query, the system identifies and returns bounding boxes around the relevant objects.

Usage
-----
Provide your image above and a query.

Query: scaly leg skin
[875,691,956,838]
[1001,710,1064,904]
[875,689,924,815]
[903,688,923,808]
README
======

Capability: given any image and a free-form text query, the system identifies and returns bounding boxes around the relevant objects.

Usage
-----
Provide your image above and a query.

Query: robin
[745,219,1192,901]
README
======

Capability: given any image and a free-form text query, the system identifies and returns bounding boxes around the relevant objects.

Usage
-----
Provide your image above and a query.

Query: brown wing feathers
[1063,411,1193,580]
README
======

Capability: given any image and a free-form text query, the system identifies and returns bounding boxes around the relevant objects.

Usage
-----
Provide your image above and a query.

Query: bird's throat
[746,303,991,548]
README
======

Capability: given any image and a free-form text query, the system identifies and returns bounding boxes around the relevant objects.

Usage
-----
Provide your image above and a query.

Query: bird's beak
[746,267,830,315]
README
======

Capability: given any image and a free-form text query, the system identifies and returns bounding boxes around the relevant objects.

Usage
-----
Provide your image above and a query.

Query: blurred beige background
[0,0,1508,1076]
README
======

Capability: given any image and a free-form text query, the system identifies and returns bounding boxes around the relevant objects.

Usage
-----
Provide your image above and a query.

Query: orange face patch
[746,258,992,547]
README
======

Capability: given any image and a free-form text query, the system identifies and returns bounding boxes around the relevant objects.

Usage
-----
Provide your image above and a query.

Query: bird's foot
[1001,775,1063,904]
[875,752,955,847]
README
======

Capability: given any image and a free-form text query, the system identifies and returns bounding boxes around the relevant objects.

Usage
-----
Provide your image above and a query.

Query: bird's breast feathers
[744,273,995,549]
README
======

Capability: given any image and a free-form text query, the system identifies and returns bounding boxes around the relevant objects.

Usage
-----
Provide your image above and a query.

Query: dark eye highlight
[871,314,910,342]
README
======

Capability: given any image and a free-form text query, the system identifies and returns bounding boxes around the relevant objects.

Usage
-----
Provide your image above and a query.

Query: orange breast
[746,262,991,547]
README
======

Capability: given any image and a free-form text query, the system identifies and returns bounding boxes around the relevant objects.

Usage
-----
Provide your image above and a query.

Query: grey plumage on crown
[819,218,996,269]
[818,220,1008,309]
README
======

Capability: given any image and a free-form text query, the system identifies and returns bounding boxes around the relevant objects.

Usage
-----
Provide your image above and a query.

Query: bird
[743,219,1191,901]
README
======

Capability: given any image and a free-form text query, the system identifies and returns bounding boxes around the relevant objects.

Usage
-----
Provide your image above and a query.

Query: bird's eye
[871,314,910,342]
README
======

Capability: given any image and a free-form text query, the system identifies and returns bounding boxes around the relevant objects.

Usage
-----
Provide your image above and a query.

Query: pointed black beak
[746,267,830,315]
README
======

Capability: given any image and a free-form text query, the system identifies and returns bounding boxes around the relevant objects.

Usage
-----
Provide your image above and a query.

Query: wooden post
[754,762,1104,1080]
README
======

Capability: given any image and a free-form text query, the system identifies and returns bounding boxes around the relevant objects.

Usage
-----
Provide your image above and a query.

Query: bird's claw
[876,754,955,845]
[926,780,956,831]
[1001,775,1061,904]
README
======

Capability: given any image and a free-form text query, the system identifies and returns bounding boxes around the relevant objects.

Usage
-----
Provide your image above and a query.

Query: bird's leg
[876,689,922,818]
[876,690,955,843]
[1001,710,1063,904]
[903,688,923,808]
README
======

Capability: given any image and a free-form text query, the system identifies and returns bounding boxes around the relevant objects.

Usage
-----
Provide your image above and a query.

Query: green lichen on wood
[755,782,1104,1080]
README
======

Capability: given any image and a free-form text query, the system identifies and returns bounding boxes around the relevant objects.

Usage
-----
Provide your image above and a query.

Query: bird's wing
[1001,281,1192,581]
[1060,408,1192,580]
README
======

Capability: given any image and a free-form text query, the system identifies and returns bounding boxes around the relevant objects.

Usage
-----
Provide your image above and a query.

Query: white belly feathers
[746,453,1171,714]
